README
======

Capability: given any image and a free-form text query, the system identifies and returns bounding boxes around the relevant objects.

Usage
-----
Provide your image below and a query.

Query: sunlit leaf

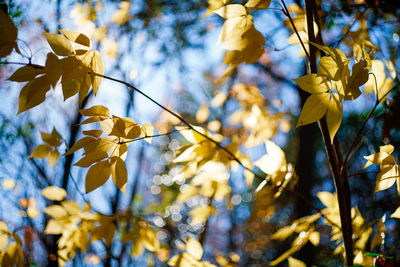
[29,144,52,159]
[41,186,67,201]
[44,32,74,56]
[17,76,51,114]
[186,237,203,261]
[85,160,111,193]
[296,93,330,127]
[8,65,44,82]
[293,74,330,94]
[59,30,90,47]
[110,156,127,193]
[326,93,342,143]
[214,4,247,19]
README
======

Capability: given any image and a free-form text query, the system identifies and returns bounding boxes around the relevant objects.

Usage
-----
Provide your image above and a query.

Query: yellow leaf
[44,52,62,88]
[8,65,44,82]
[47,149,60,167]
[89,50,103,94]
[245,0,271,10]
[44,219,63,234]
[110,156,127,193]
[79,105,110,117]
[214,4,247,19]
[41,128,63,147]
[391,206,400,219]
[310,42,346,61]
[41,186,67,201]
[0,221,8,250]
[44,32,74,56]
[45,205,68,218]
[345,60,368,100]
[59,30,91,47]
[377,78,394,102]
[61,201,81,215]
[17,76,51,114]
[288,257,306,267]
[2,179,15,190]
[255,140,286,174]
[309,231,320,246]
[296,93,330,127]
[364,60,385,94]
[318,56,341,80]
[218,15,254,51]
[293,74,330,94]
[85,160,111,193]
[186,237,203,261]
[189,205,216,224]
[73,151,108,167]
[326,93,342,143]
[140,122,154,143]
[375,164,398,192]
[111,1,132,25]
[65,136,97,155]
[3,242,23,267]
[196,105,209,123]
[83,129,103,138]
[29,144,52,159]
[0,9,18,57]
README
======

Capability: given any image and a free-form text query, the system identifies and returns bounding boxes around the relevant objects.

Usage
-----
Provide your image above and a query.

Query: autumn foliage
[0,0,399,266]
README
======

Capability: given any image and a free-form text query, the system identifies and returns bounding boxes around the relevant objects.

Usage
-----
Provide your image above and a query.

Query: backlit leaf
[73,151,108,167]
[29,144,51,159]
[293,74,330,94]
[186,237,203,260]
[245,0,271,10]
[59,30,90,47]
[41,186,67,201]
[296,93,330,127]
[214,4,246,19]
[44,32,74,56]
[89,50,103,94]
[391,206,400,219]
[85,160,111,193]
[17,76,51,114]
[110,156,127,193]
[8,65,44,82]
[79,105,110,117]
[326,93,342,143]
[288,257,306,267]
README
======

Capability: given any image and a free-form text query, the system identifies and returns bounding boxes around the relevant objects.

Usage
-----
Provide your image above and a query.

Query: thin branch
[280,0,311,61]
[347,170,379,178]
[119,128,183,144]
[92,72,266,181]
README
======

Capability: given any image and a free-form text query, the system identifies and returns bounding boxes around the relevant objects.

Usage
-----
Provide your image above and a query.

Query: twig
[280,0,311,61]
